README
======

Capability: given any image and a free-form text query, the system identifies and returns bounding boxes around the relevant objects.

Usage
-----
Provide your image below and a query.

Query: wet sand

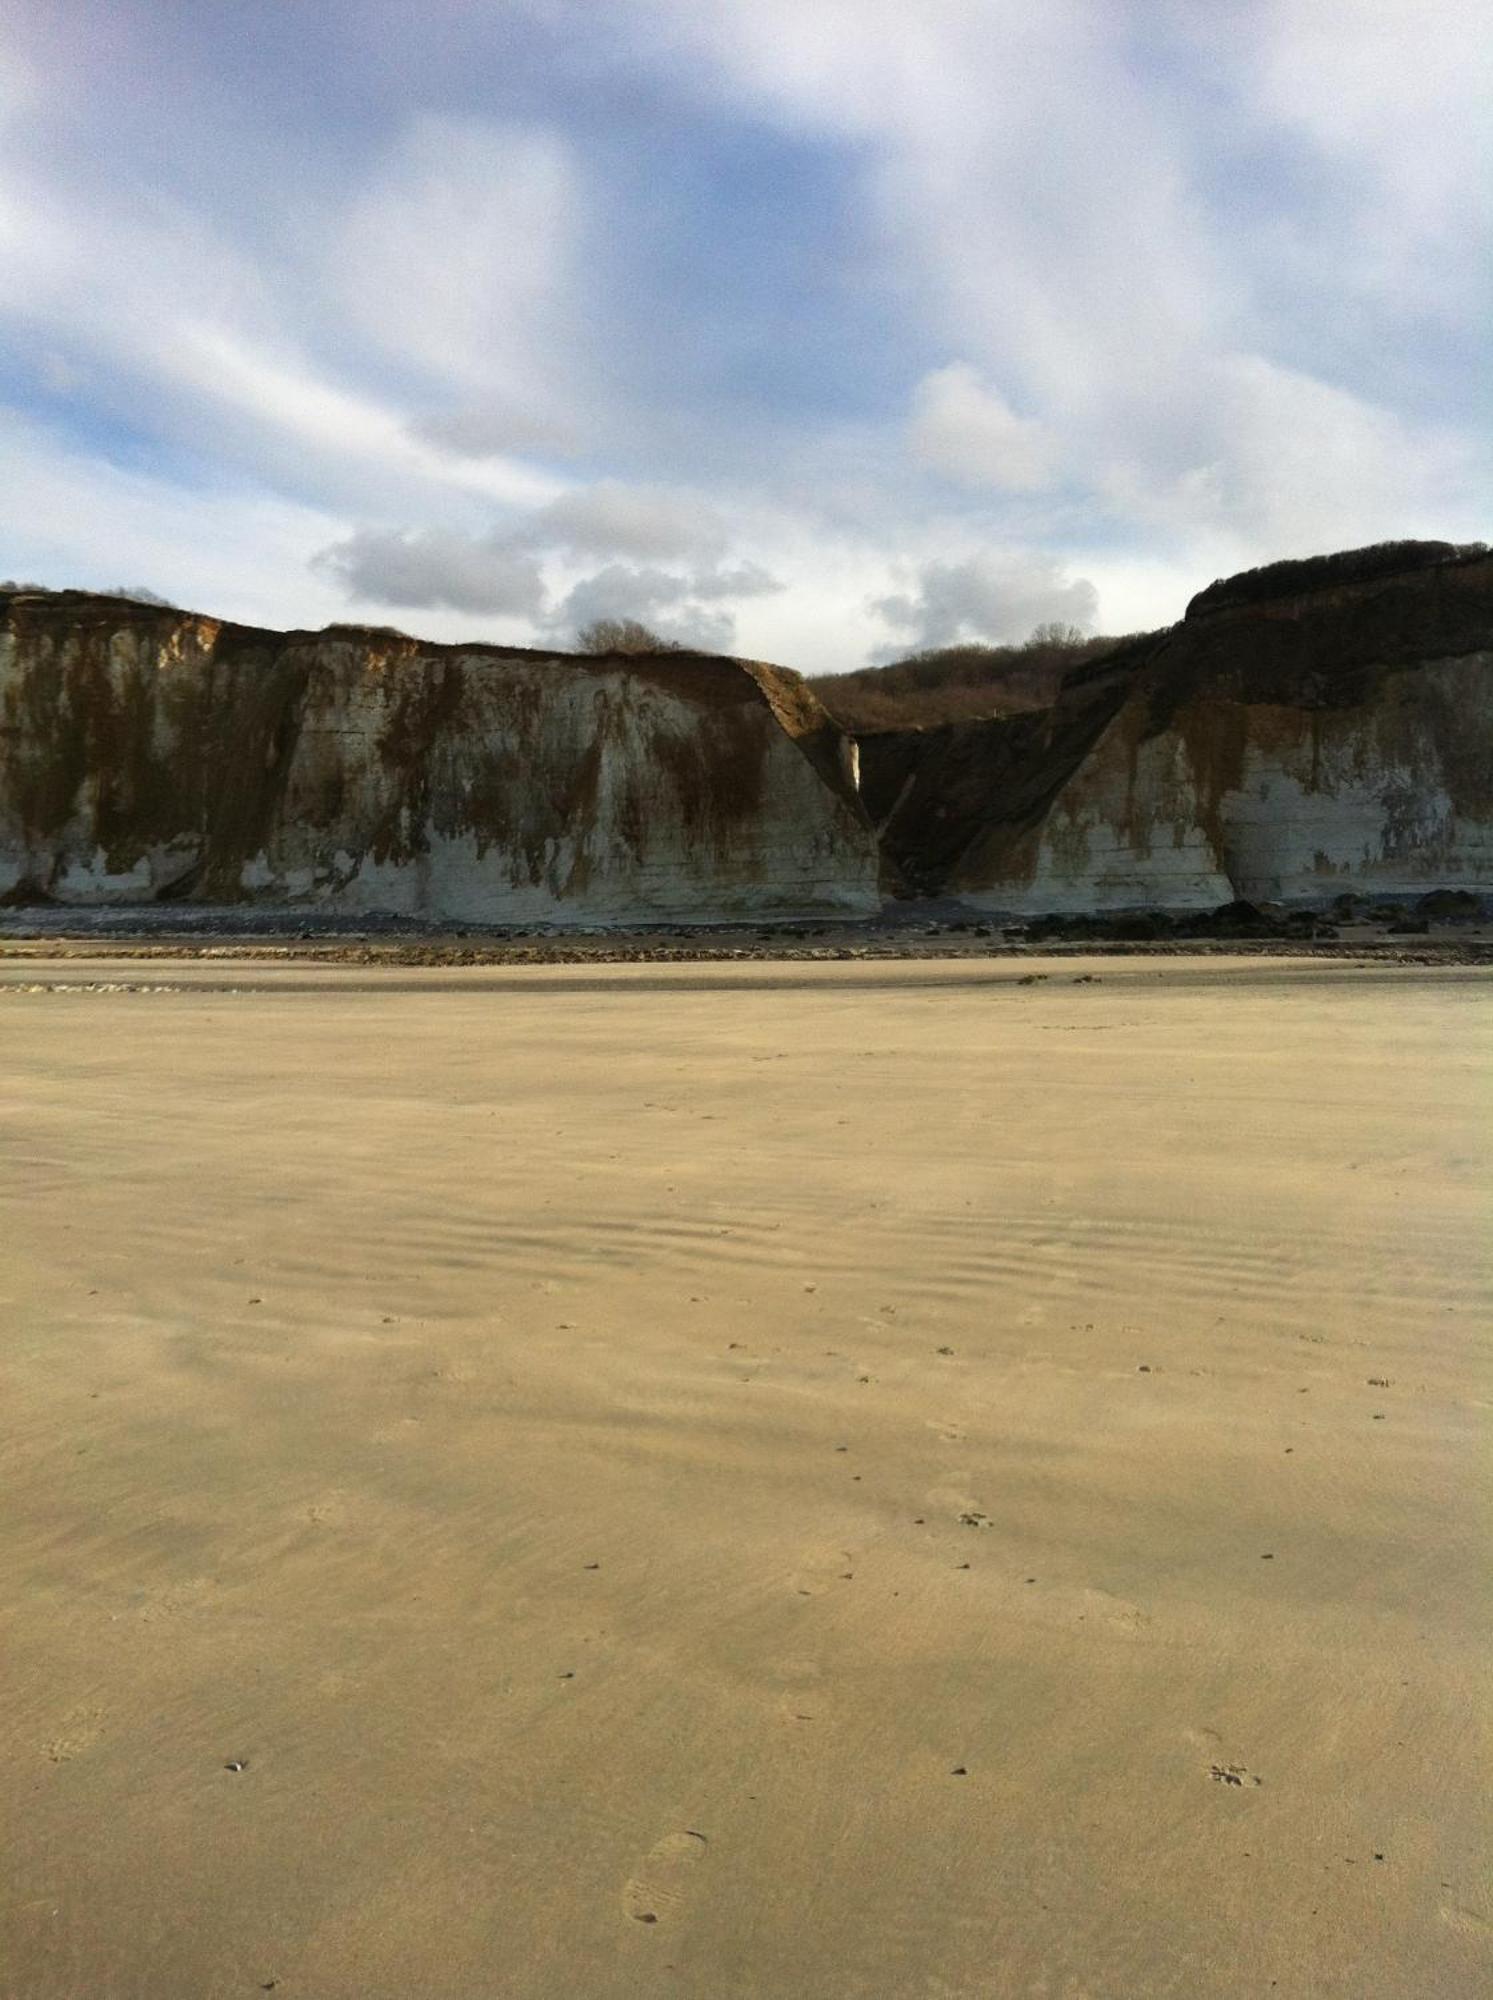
[1,957,1488,1998]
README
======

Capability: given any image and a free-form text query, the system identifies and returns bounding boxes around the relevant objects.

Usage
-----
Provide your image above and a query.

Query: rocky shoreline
[3,892,1489,970]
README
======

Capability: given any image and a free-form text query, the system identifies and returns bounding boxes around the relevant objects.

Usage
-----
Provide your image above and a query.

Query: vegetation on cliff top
[808,625,1119,735]
[1185,540,1488,622]
[575,617,686,655]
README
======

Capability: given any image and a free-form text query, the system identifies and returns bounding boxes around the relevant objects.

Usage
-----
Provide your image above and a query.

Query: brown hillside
[809,632,1120,734]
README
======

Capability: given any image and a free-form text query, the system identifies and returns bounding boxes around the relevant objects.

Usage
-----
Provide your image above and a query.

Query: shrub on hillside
[810,627,1118,734]
[576,618,684,654]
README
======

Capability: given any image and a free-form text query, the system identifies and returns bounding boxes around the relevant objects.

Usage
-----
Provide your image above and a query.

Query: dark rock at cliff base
[1200,900,1274,936]
[1415,888,1483,919]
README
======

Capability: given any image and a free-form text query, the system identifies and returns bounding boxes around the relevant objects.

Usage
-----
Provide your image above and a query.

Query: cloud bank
[875,553,1098,655]
[0,1,1484,669]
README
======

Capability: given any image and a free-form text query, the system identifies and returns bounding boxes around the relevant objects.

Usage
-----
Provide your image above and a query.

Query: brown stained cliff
[8,545,1487,920]
[858,546,1493,903]
[1152,546,1493,716]
[1119,553,1493,879]
[0,596,304,896]
[0,592,878,918]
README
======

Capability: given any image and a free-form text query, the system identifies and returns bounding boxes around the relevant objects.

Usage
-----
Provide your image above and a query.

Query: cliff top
[1184,539,1488,622]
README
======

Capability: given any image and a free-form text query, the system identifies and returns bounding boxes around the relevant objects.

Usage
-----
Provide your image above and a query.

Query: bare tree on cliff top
[575,617,684,655]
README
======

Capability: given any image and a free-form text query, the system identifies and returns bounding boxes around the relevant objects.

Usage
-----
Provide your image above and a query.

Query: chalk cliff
[863,542,1492,913]
[7,543,1488,927]
[0,593,879,922]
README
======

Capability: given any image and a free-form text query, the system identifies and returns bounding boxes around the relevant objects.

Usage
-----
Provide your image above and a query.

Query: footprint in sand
[772,1653,822,1685]
[788,1547,856,1597]
[304,1489,357,1528]
[1183,1726,1224,1751]
[425,1358,477,1385]
[42,1704,105,1763]
[132,1575,216,1624]
[1439,1903,1492,1940]
[771,1655,829,1724]
[1073,1586,1150,1633]
[1183,1727,1261,1784]
[622,1830,709,1925]
[926,1417,966,1444]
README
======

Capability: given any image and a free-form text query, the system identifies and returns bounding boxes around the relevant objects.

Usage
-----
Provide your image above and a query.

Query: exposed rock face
[863,544,1493,912]
[0,594,879,922]
[7,544,1488,927]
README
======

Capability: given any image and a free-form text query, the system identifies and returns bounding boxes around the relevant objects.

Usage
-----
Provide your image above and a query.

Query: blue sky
[1,0,1487,670]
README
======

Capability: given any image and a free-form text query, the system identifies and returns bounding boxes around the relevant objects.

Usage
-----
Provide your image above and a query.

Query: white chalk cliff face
[0,599,880,923]
[865,545,1493,913]
[957,651,1493,912]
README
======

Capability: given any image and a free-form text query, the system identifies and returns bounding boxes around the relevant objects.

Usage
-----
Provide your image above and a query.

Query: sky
[1,0,1488,673]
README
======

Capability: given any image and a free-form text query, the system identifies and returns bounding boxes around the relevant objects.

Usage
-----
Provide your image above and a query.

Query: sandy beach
[1,955,1488,1999]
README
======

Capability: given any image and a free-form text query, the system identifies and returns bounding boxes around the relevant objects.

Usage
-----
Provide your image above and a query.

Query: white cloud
[534,556,778,652]
[693,528,922,672]
[312,527,547,617]
[310,499,785,650]
[550,564,736,652]
[1252,1,1491,279]
[0,114,573,519]
[329,115,580,411]
[0,406,347,631]
[408,403,578,461]
[520,480,727,562]
[626,0,1489,582]
[168,324,564,512]
[0,17,36,129]
[873,549,1098,654]
[1064,550,1201,642]
[636,0,1227,415]
[689,563,781,601]
[1099,353,1486,559]
[910,363,1056,491]
[1218,357,1469,551]
[0,2,1485,681]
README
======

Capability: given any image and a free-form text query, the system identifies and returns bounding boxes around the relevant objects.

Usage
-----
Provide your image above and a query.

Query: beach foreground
[2,957,1488,1999]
